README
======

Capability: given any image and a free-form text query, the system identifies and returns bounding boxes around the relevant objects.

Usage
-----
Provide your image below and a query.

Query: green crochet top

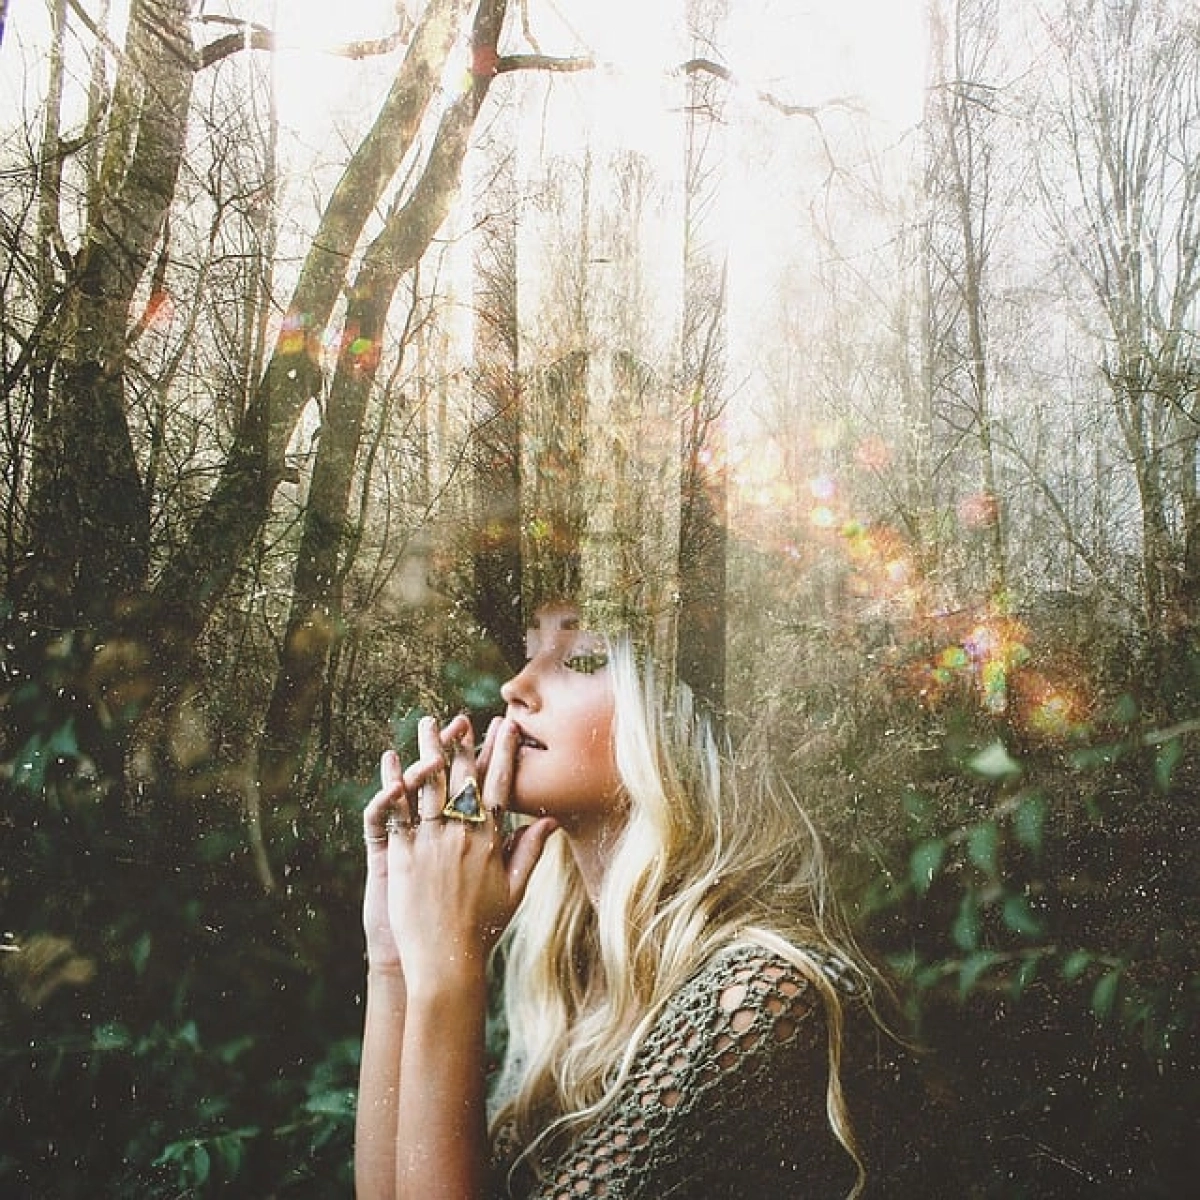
[489,942,864,1200]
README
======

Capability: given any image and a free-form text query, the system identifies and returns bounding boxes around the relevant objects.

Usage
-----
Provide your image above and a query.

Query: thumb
[505,818,559,901]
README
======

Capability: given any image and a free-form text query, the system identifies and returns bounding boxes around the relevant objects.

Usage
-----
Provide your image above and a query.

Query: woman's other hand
[385,714,557,998]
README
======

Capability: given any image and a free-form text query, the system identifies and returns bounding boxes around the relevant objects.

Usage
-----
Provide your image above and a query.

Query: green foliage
[0,624,362,1198]
[842,682,1200,1196]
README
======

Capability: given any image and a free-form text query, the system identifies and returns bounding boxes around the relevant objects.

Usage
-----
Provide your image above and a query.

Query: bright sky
[1,0,925,425]
[268,0,925,129]
[1,1,924,149]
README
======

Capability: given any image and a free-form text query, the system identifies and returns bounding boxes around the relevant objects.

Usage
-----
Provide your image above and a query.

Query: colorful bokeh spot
[725,418,1095,740]
[278,310,312,356]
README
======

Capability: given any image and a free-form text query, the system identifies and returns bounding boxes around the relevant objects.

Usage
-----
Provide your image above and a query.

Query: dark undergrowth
[2,617,1198,1197]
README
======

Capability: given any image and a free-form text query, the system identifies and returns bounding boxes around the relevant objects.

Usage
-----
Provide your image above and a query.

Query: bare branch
[496,52,595,75]
[680,56,863,121]
[196,12,412,69]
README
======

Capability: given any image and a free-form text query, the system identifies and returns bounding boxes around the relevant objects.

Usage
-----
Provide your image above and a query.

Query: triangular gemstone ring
[442,778,486,823]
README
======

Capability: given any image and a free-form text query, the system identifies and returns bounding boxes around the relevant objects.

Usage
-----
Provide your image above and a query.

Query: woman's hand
[382,714,558,998]
[361,715,477,973]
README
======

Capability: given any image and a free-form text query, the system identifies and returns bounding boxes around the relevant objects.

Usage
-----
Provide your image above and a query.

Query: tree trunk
[133,0,477,712]
[470,126,524,668]
[676,0,730,715]
[20,0,194,625]
[256,1,508,827]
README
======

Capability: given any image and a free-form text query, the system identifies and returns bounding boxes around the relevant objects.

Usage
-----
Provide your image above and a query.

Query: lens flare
[726,421,1095,740]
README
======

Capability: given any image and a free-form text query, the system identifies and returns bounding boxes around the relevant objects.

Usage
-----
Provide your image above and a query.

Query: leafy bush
[1,623,365,1197]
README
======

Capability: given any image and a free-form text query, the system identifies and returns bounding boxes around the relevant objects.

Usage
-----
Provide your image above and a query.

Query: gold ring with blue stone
[442,778,486,823]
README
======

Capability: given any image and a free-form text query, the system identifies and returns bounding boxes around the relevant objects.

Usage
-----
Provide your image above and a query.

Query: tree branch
[196,12,412,69]
[496,52,595,75]
[680,56,863,121]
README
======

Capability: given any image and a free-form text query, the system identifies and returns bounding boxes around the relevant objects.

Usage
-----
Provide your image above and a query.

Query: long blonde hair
[491,635,869,1195]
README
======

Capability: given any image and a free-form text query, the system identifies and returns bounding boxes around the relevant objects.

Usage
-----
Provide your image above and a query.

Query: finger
[475,716,502,780]
[505,817,559,900]
[380,748,403,788]
[415,715,447,821]
[447,720,476,791]
[439,712,471,749]
[364,786,405,847]
[481,717,518,815]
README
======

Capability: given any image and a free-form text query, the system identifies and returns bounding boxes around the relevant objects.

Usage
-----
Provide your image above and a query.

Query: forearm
[355,966,407,1200]
[395,969,491,1200]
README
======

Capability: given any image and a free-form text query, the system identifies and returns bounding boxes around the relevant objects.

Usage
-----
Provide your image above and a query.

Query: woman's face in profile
[499,604,623,828]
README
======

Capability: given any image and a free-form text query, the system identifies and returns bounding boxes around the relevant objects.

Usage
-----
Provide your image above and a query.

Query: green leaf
[909,839,946,895]
[12,720,80,792]
[1013,794,1046,853]
[1092,969,1122,1021]
[1070,743,1124,771]
[958,950,1001,997]
[188,1142,211,1187]
[902,789,932,822]
[93,1022,131,1051]
[1155,737,1183,792]
[1061,950,1092,981]
[1002,893,1044,939]
[952,891,981,952]
[305,1088,357,1117]
[967,740,1022,780]
[967,822,1000,876]
[131,932,152,977]
[175,1020,201,1052]
[1112,693,1139,726]
[1011,952,1041,998]
[216,1035,255,1065]
[212,1128,258,1177]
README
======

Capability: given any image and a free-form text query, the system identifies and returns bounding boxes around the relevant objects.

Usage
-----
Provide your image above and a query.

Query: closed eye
[564,652,608,675]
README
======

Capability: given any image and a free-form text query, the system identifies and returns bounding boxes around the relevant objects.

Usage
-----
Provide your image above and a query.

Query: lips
[516,729,547,751]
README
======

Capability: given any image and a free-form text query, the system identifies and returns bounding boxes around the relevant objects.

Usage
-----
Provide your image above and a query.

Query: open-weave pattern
[491,943,861,1199]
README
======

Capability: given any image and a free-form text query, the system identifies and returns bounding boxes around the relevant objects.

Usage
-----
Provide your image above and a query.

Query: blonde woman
[355,602,886,1199]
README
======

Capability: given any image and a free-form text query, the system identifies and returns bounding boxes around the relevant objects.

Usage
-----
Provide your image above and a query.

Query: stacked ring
[364,832,388,845]
[385,814,411,835]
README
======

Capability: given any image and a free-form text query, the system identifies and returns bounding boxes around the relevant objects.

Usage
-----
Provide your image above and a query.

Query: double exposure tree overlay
[1,1,1198,1196]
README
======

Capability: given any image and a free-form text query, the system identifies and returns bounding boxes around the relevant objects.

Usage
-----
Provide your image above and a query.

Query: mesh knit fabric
[490,943,862,1200]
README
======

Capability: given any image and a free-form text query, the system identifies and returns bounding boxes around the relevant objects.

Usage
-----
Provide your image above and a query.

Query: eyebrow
[530,613,581,632]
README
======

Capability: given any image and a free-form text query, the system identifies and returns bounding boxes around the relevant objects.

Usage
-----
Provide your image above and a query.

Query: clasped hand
[362,713,557,993]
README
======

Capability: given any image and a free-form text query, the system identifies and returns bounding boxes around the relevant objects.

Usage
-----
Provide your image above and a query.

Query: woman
[355,602,882,1199]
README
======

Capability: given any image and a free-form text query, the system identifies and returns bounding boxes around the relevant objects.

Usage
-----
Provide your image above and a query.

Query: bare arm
[356,717,556,1200]
[355,746,415,1200]
[395,969,491,1200]
[355,965,406,1198]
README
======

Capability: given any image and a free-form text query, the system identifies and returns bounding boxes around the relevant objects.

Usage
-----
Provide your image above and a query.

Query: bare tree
[677,0,731,716]
[256,0,523,825]
[922,0,1010,601]
[1038,0,1200,650]
[19,0,196,624]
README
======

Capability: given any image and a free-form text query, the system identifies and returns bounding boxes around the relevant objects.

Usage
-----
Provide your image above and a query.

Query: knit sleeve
[494,943,858,1200]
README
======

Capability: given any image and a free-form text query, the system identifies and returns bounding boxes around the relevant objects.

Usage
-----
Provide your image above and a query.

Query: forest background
[1,0,1197,1195]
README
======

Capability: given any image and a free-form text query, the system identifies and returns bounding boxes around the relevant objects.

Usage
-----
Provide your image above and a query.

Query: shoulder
[649,940,862,1081]
[672,940,864,1024]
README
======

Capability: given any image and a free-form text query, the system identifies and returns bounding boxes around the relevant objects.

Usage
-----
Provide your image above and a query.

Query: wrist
[404,961,489,1009]
[366,959,404,979]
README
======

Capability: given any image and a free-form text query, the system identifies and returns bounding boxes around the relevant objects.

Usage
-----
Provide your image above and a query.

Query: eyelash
[564,652,608,675]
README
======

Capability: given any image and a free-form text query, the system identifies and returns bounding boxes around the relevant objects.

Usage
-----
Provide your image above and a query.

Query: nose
[500,660,539,711]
